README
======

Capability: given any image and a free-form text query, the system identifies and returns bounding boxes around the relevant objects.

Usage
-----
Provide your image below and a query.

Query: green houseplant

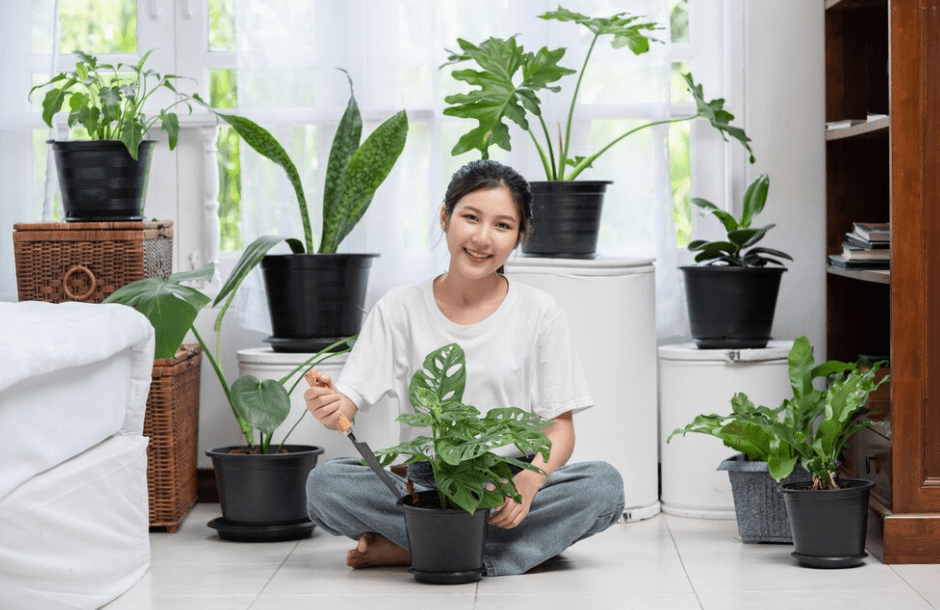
[105,264,351,540]
[208,71,409,351]
[374,343,553,583]
[443,6,754,257]
[30,49,191,221]
[680,173,793,349]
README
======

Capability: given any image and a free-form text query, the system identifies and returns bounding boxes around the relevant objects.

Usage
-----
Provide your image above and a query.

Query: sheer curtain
[227,0,680,337]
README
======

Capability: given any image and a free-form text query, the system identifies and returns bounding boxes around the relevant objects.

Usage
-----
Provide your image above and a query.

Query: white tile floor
[104,503,940,610]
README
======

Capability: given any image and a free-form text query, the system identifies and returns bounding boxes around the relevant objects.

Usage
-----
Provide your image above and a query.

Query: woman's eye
[463,214,478,222]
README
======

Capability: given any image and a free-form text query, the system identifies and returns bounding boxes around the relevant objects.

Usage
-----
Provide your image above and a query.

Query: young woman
[304,159,624,576]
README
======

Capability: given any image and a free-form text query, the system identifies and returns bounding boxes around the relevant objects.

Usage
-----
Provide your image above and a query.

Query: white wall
[741,2,827,357]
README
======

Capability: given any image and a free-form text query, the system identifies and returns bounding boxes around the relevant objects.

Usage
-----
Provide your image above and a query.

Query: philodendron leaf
[683,72,755,163]
[443,36,575,158]
[230,374,291,439]
[320,109,408,253]
[104,264,214,359]
[213,234,292,332]
[539,7,662,55]
[409,343,467,408]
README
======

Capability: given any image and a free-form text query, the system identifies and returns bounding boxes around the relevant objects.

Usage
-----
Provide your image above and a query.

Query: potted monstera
[105,264,352,542]
[681,173,792,349]
[443,6,754,257]
[210,71,408,352]
[375,343,553,584]
[30,49,191,221]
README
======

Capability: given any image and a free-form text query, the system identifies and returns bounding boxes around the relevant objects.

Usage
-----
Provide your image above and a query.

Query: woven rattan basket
[145,344,202,532]
[13,220,172,303]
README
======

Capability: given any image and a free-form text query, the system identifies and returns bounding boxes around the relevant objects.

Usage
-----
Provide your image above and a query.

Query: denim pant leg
[483,460,625,576]
[306,457,422,550]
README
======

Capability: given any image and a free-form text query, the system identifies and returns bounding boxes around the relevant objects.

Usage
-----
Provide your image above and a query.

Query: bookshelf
[826,0,940,563]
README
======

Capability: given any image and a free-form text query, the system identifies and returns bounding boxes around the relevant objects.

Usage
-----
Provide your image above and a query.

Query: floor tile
[102,593,256,610]
[698,589,935,610]
[892,564,940,593]
[475,593,702,610]
[250,593,476,610]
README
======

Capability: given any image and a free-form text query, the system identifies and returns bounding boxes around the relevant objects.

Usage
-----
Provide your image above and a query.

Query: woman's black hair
[442,159,534,243]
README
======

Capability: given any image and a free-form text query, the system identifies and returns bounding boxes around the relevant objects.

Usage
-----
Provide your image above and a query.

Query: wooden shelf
[826,264,890,284]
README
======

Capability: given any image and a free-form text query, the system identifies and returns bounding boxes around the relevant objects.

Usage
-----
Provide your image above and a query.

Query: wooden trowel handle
[304,369,352,433]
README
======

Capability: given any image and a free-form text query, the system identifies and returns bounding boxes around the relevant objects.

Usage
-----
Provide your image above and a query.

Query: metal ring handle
[62,265,97,301]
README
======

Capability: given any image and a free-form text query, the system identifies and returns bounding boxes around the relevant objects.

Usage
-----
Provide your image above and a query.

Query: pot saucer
[263,336,349,354]
[409,567,484,585]
[791,551,868,569]
[207,517,314,543]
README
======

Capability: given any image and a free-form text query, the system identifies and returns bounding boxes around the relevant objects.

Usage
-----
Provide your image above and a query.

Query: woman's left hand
[488,470,543,529]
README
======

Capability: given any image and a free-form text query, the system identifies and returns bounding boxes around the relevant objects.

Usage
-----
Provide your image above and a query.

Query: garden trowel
[304,370,403,501]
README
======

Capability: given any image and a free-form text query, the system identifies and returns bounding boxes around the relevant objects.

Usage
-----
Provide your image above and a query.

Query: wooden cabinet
[827,0,940,563]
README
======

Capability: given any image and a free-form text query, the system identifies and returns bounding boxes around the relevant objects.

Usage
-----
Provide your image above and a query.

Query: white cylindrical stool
[505,257,659,522]
[658,341,794,518]
[236,348,398,461]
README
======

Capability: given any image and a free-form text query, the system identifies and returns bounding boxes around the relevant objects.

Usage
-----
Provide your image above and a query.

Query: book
[852,222,890,242]
[842,245,890,261]
[826,119,865,130]
[828,254,889,269]
[844,232,890,250]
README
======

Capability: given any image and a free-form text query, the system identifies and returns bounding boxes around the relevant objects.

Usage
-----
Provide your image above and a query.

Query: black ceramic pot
[681,265,785,349]
[50,140,155,222]
[522,180,612,258]
[780,478,874,568]
[260,253,378,352]
[400,491,489,584]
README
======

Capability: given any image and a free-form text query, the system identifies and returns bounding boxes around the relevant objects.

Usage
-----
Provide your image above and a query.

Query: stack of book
[828,222,890,270]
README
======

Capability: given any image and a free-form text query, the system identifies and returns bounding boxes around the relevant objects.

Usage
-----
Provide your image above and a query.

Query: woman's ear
[439,206,449,231]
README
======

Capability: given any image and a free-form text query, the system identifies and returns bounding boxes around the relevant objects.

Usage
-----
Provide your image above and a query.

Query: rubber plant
[104,264,352,453]
[668,336,889,489]
[375,343,553,514]
[443,6,754,180]
[30,49,190,159]
[204,71,409,307]
[686,173,793,267]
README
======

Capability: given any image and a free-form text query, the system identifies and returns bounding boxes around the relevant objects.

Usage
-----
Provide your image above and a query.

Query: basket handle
[62,265,97,301]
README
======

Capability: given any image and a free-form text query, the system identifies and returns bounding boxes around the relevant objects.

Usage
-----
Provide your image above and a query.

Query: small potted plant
[374,343,553,584]
[681,173,793,349]
[104,264,351,542]
[443,6,754,257]
[30,49,192,221]
[207,71,409,351]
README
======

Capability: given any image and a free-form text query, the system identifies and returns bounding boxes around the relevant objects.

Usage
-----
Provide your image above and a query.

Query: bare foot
[346,532,412,569]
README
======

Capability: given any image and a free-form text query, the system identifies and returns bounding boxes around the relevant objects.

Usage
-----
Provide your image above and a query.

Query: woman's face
[441,186,522,281]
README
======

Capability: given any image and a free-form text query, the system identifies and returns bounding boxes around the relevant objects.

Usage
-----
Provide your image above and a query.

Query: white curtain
[227,0,681,338]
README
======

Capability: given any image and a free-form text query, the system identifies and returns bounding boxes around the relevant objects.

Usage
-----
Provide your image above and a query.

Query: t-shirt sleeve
[533,307,593,420]
[334,298,396,412]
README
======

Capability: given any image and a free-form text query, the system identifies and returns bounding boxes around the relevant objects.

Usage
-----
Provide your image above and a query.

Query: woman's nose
[472,224,492,246]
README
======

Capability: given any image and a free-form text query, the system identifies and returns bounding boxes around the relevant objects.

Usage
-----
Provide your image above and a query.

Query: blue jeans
[306,457,625,576]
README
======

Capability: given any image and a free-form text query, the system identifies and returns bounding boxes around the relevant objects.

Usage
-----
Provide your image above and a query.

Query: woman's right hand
[303,372,354,431]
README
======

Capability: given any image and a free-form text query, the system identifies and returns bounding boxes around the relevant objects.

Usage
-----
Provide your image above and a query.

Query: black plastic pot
[680,265,786,349]
[780,478,874,568]
[206,444,324,541]
[260,253,378,352]
[522,181,612,258]
[400,491,489,584]
[50,140,155,222]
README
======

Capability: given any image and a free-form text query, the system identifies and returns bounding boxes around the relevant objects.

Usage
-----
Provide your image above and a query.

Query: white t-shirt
[335,276,593,453]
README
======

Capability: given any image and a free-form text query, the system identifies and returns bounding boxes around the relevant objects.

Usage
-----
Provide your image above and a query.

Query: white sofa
[0,301,154,610]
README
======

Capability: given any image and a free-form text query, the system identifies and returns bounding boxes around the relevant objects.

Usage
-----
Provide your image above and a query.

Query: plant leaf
[539,7,662,55]
[213,234,286,324]
[321,109,408,253]
[683,72,754,163]
[230,374,291,440]
[103,264,214,359]
[409,343,467,408]
[741,174,770,226]
[321,71,363,252]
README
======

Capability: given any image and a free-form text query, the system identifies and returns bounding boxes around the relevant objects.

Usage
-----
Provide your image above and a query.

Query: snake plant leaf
[683,72,755,163]
[443,36,574,158]
[320,109,408,253]
[230,374,292,443]
[539,7,662,55]
[321,74,363,251]
[211,110,312,253]
[104,264,214,359]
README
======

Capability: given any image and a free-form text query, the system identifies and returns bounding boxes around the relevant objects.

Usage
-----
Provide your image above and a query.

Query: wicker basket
[13,220,173,303]
[145,344,202,532]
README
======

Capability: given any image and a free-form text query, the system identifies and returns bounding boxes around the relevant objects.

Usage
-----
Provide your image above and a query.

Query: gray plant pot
[718,454,812,543]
